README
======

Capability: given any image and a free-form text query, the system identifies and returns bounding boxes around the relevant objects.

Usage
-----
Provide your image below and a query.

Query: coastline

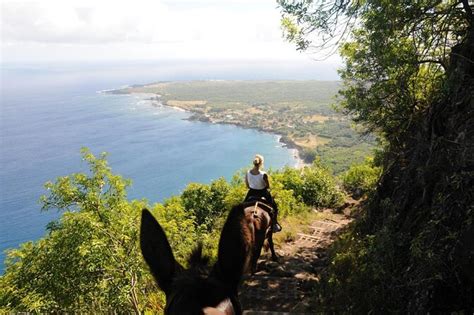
[186,112,310,169]
[184,104,310,169]
[161,96,310,169]
[292,148,309,169]
[102,80,377,174]
[115,90,309,169]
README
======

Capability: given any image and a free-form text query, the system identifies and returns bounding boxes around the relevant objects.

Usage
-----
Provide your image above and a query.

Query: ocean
[0,60,333,272]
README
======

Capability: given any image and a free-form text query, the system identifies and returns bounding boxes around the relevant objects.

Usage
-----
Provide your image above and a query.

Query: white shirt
[247,170,267,190]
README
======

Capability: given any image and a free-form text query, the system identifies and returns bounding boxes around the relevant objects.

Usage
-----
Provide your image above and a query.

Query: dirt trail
[240,209,353,314]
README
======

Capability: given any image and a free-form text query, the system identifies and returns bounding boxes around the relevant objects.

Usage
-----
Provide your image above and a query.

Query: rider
[244,154,282,232]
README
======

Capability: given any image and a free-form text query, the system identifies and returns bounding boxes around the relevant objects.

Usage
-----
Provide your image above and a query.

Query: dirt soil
[240,207,354,314]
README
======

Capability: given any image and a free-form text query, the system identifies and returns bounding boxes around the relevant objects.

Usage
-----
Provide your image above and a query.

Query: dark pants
[244,188,279,222]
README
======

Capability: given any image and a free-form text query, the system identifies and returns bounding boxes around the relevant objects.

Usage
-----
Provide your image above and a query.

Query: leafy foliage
[315,224,403,313]
[273,162,345,208]
[1,149,150,313]
[341,157,381,198]
[315,142,374,174]
[181,178,230,230]
[298,162,345,207]
[279,0,474,311]
[1,148,349,312]
[0,149,204,313]
[268,174,308,217]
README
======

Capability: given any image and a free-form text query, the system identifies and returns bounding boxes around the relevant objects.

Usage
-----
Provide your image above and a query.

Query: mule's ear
[213,204,250,291]
[140,209,182,295]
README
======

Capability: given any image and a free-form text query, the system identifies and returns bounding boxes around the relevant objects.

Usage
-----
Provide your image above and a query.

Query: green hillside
[0,149,349,313]
[114,80,376,173]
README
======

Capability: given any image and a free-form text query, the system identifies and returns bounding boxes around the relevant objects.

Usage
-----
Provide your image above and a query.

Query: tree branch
[417,59,448,70]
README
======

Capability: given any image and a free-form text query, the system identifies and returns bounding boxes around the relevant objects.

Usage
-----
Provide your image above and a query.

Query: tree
[1,149,149,312]
[278,0,474,311]
[273,163,344,209]
[181,178,230,230]
[280,0,469,145]
[0,149,203,313]
[341,157,381,198]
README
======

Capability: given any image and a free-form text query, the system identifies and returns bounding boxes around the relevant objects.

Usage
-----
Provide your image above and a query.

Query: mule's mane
[175,203,261,293]
[170,237,237,312]
[187,243,210,269]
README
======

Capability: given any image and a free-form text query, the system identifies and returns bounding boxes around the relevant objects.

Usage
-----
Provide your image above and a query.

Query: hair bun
[253,154,264,167]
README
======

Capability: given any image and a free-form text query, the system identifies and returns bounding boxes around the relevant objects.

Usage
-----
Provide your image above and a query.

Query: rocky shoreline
[180,103,309,168]
[105,80,375,174]
[122,91,309,168]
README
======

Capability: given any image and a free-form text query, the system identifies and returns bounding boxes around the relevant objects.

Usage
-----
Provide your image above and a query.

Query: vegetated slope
[317,20,474,313]
[276,0,473,311]
[0,149,347,313]
[117,81,376,173]
[124,80,339,108]
[371,27,474,310]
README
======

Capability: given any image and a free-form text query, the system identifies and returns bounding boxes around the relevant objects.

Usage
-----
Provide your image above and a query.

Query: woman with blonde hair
[244,154,282,232]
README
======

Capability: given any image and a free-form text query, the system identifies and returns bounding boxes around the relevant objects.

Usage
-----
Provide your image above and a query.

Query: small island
[111,80,375,173]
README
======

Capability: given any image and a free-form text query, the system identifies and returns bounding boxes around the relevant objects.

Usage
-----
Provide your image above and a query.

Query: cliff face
[368,24,474,311]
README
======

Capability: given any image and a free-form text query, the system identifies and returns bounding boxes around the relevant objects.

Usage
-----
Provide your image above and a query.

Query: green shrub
[0,149,155,313]
[0,148,346,313]
[224,182,247,210]
[270,178,308,217]
[274,163,344,208]
[274,166,305,198]
[181,177,230,230]
[315,220,408,313]
[154,197,200,261]
[342,157,381,198]
[0,149,215,313]
[300,162,345,207]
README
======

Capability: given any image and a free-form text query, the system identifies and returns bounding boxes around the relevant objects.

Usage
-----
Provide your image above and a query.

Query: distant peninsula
[109,80,375,173]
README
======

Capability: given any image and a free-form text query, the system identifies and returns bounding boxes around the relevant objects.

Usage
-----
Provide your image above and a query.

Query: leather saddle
[243,197,274,215]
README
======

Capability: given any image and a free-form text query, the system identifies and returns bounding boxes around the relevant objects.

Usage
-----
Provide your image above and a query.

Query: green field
[116,80,376,173]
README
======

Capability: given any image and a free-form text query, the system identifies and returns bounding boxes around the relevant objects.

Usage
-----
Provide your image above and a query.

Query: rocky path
[240,210,352,314]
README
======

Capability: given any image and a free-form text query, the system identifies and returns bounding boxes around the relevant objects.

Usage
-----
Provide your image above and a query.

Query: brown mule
[241,201,278,274]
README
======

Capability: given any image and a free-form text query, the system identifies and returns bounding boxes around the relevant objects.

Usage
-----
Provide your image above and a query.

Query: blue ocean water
[0,61,309,272]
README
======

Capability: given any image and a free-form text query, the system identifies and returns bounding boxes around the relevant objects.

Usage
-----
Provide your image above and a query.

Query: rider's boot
[272,221,282,232]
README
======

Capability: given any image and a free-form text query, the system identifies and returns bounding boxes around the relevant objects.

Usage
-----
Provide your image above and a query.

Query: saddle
[243,197,274,216]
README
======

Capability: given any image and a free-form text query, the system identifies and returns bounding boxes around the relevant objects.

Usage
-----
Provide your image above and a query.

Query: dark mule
[141,202,274,314]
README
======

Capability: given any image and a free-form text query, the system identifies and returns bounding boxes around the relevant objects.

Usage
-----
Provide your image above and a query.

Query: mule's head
[140,207,249,314]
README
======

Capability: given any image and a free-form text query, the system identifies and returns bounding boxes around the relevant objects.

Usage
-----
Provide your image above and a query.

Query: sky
[1,0,341,67]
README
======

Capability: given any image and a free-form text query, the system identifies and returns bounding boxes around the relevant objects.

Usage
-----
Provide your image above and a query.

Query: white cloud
[2,0,175,44]
[0,0,339,63]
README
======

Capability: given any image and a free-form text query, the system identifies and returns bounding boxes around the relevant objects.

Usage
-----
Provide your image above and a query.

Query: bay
[0,61,306,271]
